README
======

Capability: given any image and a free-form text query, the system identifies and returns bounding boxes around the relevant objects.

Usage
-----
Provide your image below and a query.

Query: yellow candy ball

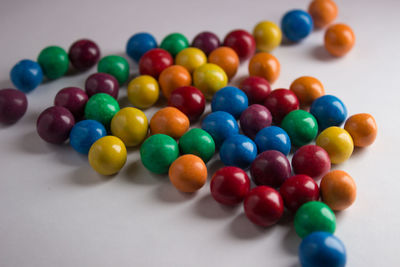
[316,127,354,164]
[175,47,207,73]
[193,63,228,100]
[253,21,282,52]
[127,75,159,109]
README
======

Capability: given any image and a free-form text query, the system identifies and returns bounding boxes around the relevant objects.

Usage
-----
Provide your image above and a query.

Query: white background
[0,0,399,266]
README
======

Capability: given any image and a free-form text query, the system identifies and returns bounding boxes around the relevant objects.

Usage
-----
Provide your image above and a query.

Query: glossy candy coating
[150,107,189,139]
[85,73,119,99]
[310,95,347,130]
[308,0,338,28]
[139,48,173,79]
[253,21,282,52]
[192,31,220,56]
[54,87,88,119]
[281,110,318,147]
[219,134,257,169]
[239,76,271,104]
[281,10,313,42]
[223,29,256,61]
[316,127,354,164]
[126,32,157,62]
[127,75,159,109]
[264,88,299,124]
[168,86,205,121]
[193,63,228,99]
[37,46,69,79]
[160,33,189,57]
[201,111,239,148]
[84,93,120,127]
[97,55,129,85]
[0,88,28,124]
[344,113,377,147]
[158,65,192,99]
[175,47,207,73]
[290,76,325,107]
[68,39,100,71]
[324,24,355,57]
[69,120,106,154]
[179,128,215,163]
[254,126,291,155]
[169,155,207,193]
[292,145,331,179]
[211,86,248,119]
[240,104,272,140]
[10,59,43,92]
[208,47,239,80]
[248,53,280,84]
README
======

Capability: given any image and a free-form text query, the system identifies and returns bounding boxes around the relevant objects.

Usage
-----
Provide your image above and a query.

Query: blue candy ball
[201,111,239,148]
[211,86,248,119]
[220,134,257,169]
[255,126,291,155]
[281,10,313,42]
[310,95,347,130]
[70,120,107,154]
[10,59,43,93]
[299,232,346,267]
[126,32,158,62]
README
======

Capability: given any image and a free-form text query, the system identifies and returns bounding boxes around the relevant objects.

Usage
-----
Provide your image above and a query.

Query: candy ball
[0,88,28,124]
[223,29,256,61]
[308,0,338,28]
[316,127,353,164]
[193,63,228,99]
[310,95,347,130]
[211,86,248,119]
[251,150,291,187]
[281,10,313,42]
[158,65,192,99]
[160,33,189,57]
[179,128,215,163]
[84,93,120,127]
[290,76,325,107]
[254,126,291,155]
[239,76,271,104]
[320,170,356,211]
[10,59,43,92]
[244,186,284,227]
[36,106,75,144]
[192,31,220,56]
[85,73,119,99]
[150,107,189,139]
[97,55,129,85]
[201,111,239,148]
[69,120,106,154]
[168,86,205,121]
[37,46,69,79]
[139,48,173,79]
[54,87,88,119]
[324,24,355,57]
[219,134,257,169]
[240,104,272,139]
[280,175,319,212]
[88,136,127,175]
[126,32,157,62]
[140,134,179,174]
[110,107,148,147]
[169,154,207,193]
[292,145,331,179]
[68,39,100,71]
[344,113,377,147]
[208,47,239,80]
[253,21,282,52]
[264,88,299,124]
[281,110,318,147]
[175,47,207,73]
[248,52,280,83]
[127,75,159,109]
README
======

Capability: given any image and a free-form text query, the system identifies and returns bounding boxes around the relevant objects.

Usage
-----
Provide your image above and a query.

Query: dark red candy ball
[280,175,320,212]
[292,145,331,179]
[139,48,173,78]
[223,29,256,61]
[244,186,284,227]
[54,87,88,119]
[192,31,221,56]
[264,88,299,124]
[0,88,28,124]
[240,104,272,139]
[68,39,100,71]
[36,106,75,144]
[250,150,291,187]
[85,73,119,99]
[240,76,271,104]
[168,86,205,122]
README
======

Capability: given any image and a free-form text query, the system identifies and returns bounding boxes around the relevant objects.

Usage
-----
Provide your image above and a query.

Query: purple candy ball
[54,87,88,119]
[240,104,272,139]
[69,39,100,71]
[192,31,221,56]
[0,88,28,124]
[85,73,119,99]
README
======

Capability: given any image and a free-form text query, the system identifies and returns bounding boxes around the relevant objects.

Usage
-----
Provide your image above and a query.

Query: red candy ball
[240,104,272,140]
[0,88,28,124]
[244,186,284,227]
[139,48,173,78]
[223,29,256,61]
[168,86,205,122]
[292,145,331,179]
[54,87,88,119]
[210,166,250,205]
[68,39,100,71]
[264,88,299,124]
[240,76,271,104]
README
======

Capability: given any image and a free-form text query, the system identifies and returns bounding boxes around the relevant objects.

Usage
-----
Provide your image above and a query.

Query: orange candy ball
[158,65,192,99]
[344,113,377,147]
[150,107,189,139]
[320,170,356,211]
[169,154,207,193]
[290,76,325,107]
[324,23,355,57]
[248,52,280,84]
[308,0,338,28]
[208,47,239,80]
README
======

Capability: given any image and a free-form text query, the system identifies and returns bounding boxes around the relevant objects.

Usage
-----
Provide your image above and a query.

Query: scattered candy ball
[160,33,189,57]
[264,88,299,124]
[223,29,256,61]
[175,47,207,73]
[150,107,189,139]
[192,31,221,56]
[68,39,100,71]
[178,128,215,163]
[84,93,120,127]
[201,111,239,148]
[208,47,239,80]
[127,75,159,109]
[97,55,130,85]
[126,32,157,62]
[168,86,205,121]
[211,86,248,119]
[308,0,338,28]
[139,48,173,78]
[239,76,271,104]
[54,87,88,119]
[281,10,313,42]
[344,113,377,147]
[69,120,106,154]
[292,145,331,179]
[248,52,280,83]
[219,134,257,169]
[324,23,355,57]
[37,46,69,80]
[193,63,228,99]
[85,73,119,99]
[239,104,272,140]
[10,59,43,93]
[310,95,347,130]
[316,126,354,164]
[281,110,318,147]
[158,65,192,99]
[0,88,28,124]
[289,76,325,107]
[255,126,291,155]
[253,21,282,52]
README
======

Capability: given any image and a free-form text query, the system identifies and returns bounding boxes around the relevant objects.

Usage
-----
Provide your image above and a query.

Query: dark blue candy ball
[281,10,313,42]
[201,111,239,148]
[219,134,257,169]
[310,95,347,130]
[255,126,291,155]
[211,86,248,119]
[10,59,43,93]
[70,119,107,154]
[126,32,158,62]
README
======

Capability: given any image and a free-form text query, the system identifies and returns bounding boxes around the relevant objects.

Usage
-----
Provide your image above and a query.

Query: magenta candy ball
[54,87,88,119]
[68,39,101,71]
[85,73,119,99]
[0,88,28,124]
[240,104,272,140]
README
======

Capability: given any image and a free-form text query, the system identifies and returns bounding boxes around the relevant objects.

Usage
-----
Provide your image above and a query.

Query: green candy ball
[281,110,318,147]
[160,33,189,57]
[98,55,130,85]
[84,93,120,127]
[179,128,215,163]
[37,46,69,79]
[294,201,336,238]
[140,134,179,174]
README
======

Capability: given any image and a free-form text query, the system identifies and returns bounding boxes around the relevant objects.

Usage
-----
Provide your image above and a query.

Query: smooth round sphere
[299,232,346,267]
[324,24,355,57]
[239,76,271,104]
[281,10,313,42]
[168,86,205,121]
[264,88,299,124]
[210,167,250,205]
[321,170,356,211]
[294,201,336,238]
[308,0,338,28]
[68,39,100,71]
[84,93,120,127]
[281,110,318,147]
[201,111,239,148]
[36,106,75,144]
[54,87,88,119]
[254,126,291,155]
[310,95,347,130]
[253,21,282,52]
[169,155,207,193]
[240,104,272,140]
[69,120,106,154]
[158,65,192,99]
[179,128,215,163]
[37,46,69,79]
[150,107,189,139]
[248,52,280,84]
[127,75,159,109]
[139,48,173,78]
[244,186,284,227]
[160,33,189,57]
[85,73,119,99]
[251,150,291,187]
[140,134,179,174]
[110,107,148,147]
[290,76,325,107]
[292,145,331,179]
[208,47,239,80]
[88,136,127,175]
[0,88,28,124]
[126,32,157,62]
[193,63,228,99]
[223,29,256,61]
[280,175,320,212]
[344,113,377,147]
[316,127,354,164]
[175,47,207,73]
[219,134,257,169]
[10,59,43,92]
[192,31,220,56]
[211,86,248,119]
[97,55,129,85]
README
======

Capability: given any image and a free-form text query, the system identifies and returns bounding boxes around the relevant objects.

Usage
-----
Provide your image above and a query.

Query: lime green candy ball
[281,110,318,147]
[37,46,69,79]
[160,33,189,57]
[85,93,120,127]
[98,55,130,85]
[179,128,215,163]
